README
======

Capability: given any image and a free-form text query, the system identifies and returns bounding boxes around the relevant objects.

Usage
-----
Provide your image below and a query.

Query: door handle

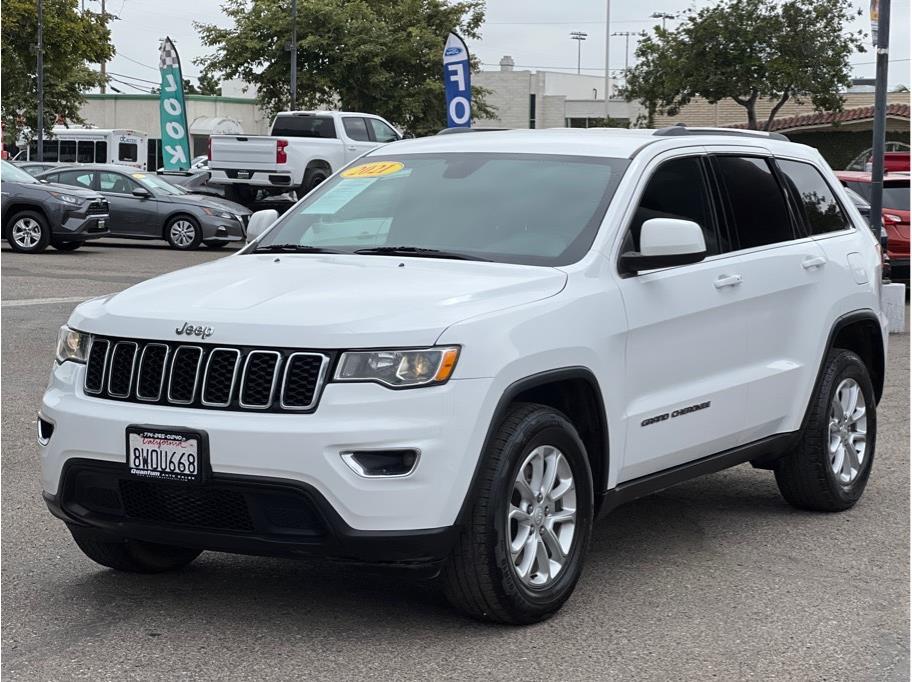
[802,255,826,270]
[713,274,743,289]
[346,146,357,151]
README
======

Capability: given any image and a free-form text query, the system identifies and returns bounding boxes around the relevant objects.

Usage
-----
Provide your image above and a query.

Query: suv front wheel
[443,403,593,624]
[774,349,876,512]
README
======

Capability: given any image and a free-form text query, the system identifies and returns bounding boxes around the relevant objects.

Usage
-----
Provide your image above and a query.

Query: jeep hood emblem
[175,322,214,340]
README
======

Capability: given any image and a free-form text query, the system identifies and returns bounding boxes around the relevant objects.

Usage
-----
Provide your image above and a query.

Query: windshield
[250,153,628,266]
[1,160,38,184]
[133,172,187,196]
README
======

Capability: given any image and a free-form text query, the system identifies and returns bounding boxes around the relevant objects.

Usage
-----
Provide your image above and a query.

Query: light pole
[604,0,611,114]
[869,0,892,234]
[611,31,635,82]
[570,31,588,75]
[36,0,45,161]
[289,0,298,110]
[650,11,674,30]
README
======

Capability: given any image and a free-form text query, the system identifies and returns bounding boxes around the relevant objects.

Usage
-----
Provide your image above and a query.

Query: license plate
[98,219,106,230]
[126,427,204,483]
[237,171,250,179]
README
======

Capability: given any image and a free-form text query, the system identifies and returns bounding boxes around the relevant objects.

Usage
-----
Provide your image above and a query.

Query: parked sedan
[1,160,109,253]
[35,164,251,249]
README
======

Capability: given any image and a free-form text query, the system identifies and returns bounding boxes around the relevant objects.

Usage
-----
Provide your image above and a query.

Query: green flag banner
[158,37,191,171]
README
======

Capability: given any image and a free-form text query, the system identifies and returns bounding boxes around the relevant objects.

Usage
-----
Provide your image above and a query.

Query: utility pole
[611,31,635,82]
[36,0,45,161]
[869,0,892,234]
[570,31,588,75]
[99,0,107,93]
[650,12,674,31]
[290,0,298,110]
[604,0,611,115]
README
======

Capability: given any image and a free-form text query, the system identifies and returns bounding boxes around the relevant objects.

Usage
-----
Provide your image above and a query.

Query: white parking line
[1,295,110,308]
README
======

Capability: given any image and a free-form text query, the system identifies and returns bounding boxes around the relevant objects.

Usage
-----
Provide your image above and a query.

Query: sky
[98,0,911,94]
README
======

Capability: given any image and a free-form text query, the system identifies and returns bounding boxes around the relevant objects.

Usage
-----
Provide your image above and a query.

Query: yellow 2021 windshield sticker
[340,161,405,178]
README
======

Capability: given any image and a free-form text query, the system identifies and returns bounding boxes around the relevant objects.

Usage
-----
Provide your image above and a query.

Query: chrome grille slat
[107,341,138,398]
[201,348,241,407]
[239,351,281,409]
[82,337,330,413]
[136,344,169,401]
[167,346,204,404]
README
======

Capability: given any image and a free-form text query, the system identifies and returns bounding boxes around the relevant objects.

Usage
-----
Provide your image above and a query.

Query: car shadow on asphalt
[50,468,801,631]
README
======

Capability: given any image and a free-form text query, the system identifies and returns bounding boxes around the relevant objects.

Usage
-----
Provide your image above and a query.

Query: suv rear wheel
[69,527,201,573]
[774,349,876,512]
[6,210,50,253]
[442,403,593,624]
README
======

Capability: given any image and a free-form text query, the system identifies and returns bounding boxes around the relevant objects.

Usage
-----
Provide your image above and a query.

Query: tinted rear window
[715,156,794,249]
[777,159,850,235]
[272,116,337,139]
[883,183,909,211]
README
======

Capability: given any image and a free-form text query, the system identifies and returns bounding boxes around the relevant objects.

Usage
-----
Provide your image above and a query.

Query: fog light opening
[37,415,55,446]
[341,449,420,478]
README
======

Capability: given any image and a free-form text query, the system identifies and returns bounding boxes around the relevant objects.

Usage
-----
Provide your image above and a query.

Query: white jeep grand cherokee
[40,127,887,624]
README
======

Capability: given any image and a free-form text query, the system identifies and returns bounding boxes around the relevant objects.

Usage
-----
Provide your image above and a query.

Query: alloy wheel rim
[828,378,867,485]
[12,218,42,248]
[507,445,577,588]
[170,220,196,247]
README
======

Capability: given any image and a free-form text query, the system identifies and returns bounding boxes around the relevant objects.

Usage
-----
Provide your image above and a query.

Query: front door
[615,152,750,482]
[340,117,379,163]
[97,171,158,236]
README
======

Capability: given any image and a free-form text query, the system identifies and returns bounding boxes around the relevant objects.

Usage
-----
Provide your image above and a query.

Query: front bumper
[56,208,110,242]
[198,214,246,242]
[40,361,494,537]
[44,459,459,565]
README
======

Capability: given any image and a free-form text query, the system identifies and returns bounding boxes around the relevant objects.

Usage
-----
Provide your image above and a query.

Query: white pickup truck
[207,111,401,202]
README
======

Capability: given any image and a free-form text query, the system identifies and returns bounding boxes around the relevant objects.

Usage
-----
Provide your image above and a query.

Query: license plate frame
[125,425,209,484]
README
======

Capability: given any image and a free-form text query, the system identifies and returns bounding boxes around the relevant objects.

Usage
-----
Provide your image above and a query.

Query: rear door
[340,116,379,162]
[615,151,751,482]
[97,170,160,236]
[707,151,831,441]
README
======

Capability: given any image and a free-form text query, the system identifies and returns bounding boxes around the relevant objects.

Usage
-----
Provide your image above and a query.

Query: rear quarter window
[777,159,850,235]
[272,116,337,139]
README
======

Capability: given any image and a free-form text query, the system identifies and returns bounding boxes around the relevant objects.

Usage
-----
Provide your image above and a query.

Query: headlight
[49,192,82,205]
[55,326,92,364]
[335,347,460,388]
[202,207,234,220]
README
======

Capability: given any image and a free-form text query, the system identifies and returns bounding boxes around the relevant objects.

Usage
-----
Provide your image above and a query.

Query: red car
[835,170,910,281]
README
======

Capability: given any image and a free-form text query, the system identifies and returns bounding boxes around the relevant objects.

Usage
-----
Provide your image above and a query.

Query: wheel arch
[457,367,610,525]
[304,159,332,176]
[806,310,885,425]
[3,202,49,231]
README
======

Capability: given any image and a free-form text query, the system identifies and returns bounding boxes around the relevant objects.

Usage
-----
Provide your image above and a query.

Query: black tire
[164,214,203,250]
[297,169,328,199]
[774,349,877,512]
[69,528,201,573]
[204,240,229,249]
[442,403,594,624]
[51,240,83,251]
[5,210,51,253]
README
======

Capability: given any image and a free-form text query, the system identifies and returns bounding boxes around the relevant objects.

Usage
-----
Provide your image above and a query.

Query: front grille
[84,336,331,413]
[86,200,109,216]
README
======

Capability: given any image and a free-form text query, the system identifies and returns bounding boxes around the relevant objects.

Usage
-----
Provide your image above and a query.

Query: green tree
[195,0,493,136]
[1,0,114,143]
[197,72,223,97]
[622,0,866,130]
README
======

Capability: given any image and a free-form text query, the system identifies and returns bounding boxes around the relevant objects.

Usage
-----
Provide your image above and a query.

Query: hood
[69,254,567,348]
[164,192,250,215]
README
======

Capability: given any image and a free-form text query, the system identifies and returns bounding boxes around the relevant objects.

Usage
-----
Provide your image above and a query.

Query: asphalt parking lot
[1,240,909,681]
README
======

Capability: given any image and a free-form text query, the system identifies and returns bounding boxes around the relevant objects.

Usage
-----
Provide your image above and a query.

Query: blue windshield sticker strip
[299,178,377,215]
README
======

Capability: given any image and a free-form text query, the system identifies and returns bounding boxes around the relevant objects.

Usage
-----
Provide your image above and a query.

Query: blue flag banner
[159,37,192,171]
[443,33,471,128]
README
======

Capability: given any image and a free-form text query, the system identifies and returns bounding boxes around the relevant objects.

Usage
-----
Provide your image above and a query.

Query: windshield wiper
[252,243,346,254]
[354,246,490,262]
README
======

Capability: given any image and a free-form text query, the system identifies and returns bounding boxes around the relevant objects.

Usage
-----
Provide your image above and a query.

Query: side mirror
[619,218,707,275]
[132,186,152,198]
[246,209,279,243]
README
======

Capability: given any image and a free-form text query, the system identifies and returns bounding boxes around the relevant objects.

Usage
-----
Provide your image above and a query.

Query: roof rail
[653,123,790,142]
